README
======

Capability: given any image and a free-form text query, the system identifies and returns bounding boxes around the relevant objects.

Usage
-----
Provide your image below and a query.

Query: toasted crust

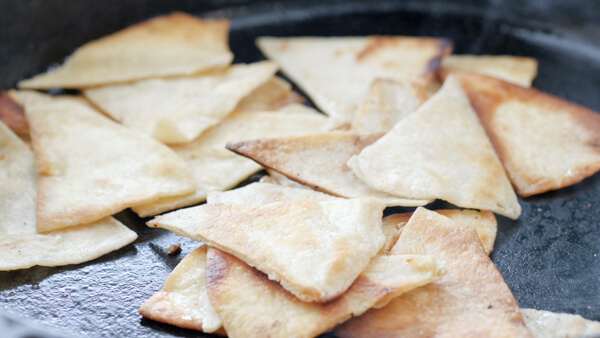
[0,91,28,135]
[19,13,233,89]
[457,71,600,197]
[83,61,278,144]
[257,36,452,126]
[440,54,538,87]
[12,90,195,232]
[206,248,442,338]
[139,247,225,335]
[351,79,428,133]
[348,75,521,219]
[226,131,432,207]
[132,108,329,217]
[148,198,386,303]
[0,121,137,271]
[382,209,497,255]
[336,207,533,338]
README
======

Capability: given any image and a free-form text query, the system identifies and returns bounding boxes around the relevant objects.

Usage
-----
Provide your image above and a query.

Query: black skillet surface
[0,0,599,337]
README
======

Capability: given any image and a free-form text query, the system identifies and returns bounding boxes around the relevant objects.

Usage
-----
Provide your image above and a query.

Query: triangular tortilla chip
[236,76,305,112]
[12,90,195,232]
[83,61,278,144]
[148,197,386,302]
[336,207,532,337]
[521,309,600,338]
[139,246,225,335]
[441,54,538,87]
[0,121,137,271]
[132,107,329,217]
[207,182,337,207]
[206,247,443,338]
[457,71,600,197]
[381,209,497,255]
[348,75,521,219]
[351,79,427,133]
[257,36,452,126]
[227,131,432,207]
[19,13,233,89]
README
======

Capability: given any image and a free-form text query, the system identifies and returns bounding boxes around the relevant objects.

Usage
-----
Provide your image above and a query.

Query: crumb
[588,204,592,207]
[167,243,181,255]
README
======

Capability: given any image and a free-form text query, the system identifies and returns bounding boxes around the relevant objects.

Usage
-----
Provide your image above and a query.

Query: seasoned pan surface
[0,1,599,337]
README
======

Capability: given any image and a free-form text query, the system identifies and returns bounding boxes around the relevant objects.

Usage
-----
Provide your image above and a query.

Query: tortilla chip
[132,108,329,217]
[207,182,337,207]
[0,121,137,271]
[83,61,277,144]
[336,207,532,337]
[457,71,600,197]
[148,197,386,302]
[227,131,432,207]
[12,90,195,232]
[351,79,428,133]
[139,246,225,335]
[19,13,233,89]
[521,309,600,338]
[206,248,442,338]
[348,75,521,219]
[257,36,452,126]
[0,91,28,135]
[441,54,538,87]
[236,76,305,112]
[381,209,497,255]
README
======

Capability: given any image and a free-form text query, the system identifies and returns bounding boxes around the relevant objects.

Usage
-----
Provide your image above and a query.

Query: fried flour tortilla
[12,90,195,232]
[148,198,386,303]
[336,207,533,337]
[257,36,451,126]
[0,121,137,271]
[348,75,521,219]
[458,71,600,197]
[19,13,233,89]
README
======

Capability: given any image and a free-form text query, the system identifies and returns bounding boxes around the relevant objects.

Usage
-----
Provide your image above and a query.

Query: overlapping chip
[0,121,137,271]
[206,247,443,338]
[458,71,600,197]
[227,131,432,207]
[351,79,427,133]
[336,207,532,337]
[19,13,233,89]
[139,246,225,335]
[83,61,277,144]
[257,36,452,126]
[347,75,521,219]
[12,90,195,232]
[132,107,329,217]
[441,54,538,87]
[148,198,386,302]
[381,209,497,255]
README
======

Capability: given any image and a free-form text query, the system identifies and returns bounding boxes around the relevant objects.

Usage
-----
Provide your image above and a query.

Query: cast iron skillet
[0,0,599,337]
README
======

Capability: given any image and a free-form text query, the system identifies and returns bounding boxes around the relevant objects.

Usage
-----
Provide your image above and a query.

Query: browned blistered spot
[0,91,28,134]
[0,154,4,161]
